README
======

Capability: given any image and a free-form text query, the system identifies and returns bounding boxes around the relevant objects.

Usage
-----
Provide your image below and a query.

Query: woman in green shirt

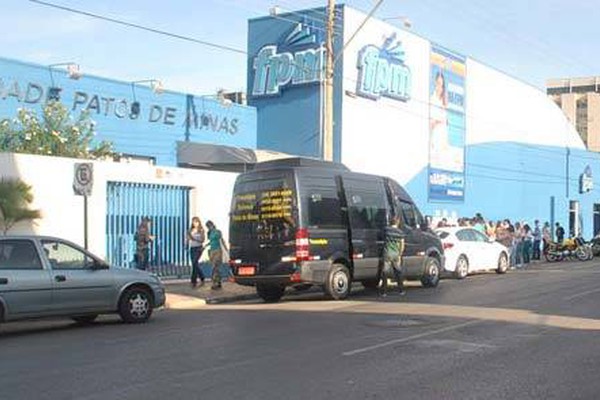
[206,220,229,290]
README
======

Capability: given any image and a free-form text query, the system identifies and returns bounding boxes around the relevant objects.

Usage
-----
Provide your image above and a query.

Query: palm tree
[0,178,42,235]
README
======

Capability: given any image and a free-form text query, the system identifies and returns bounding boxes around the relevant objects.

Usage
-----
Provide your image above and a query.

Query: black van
[229,158,444,302]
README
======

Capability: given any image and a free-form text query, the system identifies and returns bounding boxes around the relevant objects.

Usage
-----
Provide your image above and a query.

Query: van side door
[397,200,428,276]
[342,176,387,280]
[302,175,349,265]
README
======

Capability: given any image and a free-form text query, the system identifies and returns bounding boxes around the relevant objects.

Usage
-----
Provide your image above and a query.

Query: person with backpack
[378,216,406,297]
[206,220,229,290]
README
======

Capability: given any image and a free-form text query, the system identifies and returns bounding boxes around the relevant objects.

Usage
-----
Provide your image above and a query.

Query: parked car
[0,236,165,325]
[229,157,444,302]
[435,227,509,279]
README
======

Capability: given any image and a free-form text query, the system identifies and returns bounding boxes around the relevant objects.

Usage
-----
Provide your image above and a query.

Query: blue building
[247,5,600,237]
[0,56,257,167]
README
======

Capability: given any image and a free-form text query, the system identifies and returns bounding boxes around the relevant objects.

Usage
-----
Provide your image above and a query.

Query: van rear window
[231,177,297,243]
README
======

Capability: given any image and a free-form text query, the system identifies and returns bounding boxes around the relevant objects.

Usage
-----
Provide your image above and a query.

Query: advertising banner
[428,45,466,201]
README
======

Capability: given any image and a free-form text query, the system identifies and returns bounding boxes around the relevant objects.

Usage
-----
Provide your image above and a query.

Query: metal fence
[106,181,192,278]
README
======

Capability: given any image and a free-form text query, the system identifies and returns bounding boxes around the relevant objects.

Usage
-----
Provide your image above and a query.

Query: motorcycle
[544,237,591,262]
[577,236,595,261]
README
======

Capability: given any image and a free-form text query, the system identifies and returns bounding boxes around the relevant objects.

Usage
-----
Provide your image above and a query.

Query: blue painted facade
[247,6,344,162]
[0,57,257,166]
[404,142,600,236]
[248,6,600,237]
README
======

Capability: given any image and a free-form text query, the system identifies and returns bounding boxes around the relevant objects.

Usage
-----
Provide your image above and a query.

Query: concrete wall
[0,153,237,259]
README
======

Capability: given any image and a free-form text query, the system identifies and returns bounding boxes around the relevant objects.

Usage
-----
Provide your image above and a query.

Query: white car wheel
[454,255,469,279]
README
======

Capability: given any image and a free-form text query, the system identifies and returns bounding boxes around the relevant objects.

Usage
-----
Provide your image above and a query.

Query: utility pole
[322,0,384,161]
[323,0,335,161]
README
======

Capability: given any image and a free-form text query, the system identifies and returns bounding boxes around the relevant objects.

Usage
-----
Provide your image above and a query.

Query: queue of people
[436,214,564,269]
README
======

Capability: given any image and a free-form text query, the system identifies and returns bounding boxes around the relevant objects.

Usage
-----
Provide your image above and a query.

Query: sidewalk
[163,279,258,309]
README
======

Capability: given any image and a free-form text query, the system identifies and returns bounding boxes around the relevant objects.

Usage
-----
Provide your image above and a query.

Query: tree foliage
[0,101,115,159]
[0,178,42,235]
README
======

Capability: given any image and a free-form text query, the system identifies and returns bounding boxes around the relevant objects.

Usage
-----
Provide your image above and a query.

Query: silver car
[0,236,165,325]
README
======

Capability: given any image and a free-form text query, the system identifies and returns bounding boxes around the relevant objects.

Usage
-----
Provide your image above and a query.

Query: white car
[435,227,510,279]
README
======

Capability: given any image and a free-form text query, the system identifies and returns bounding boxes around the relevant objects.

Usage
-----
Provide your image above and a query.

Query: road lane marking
[342,320,480,356]
[564,287,600,301]
[207,301,600,331]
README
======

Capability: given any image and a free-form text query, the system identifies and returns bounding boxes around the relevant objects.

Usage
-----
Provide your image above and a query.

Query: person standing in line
[378,216,406,298]
[486,220,497,241]
[542,222,551,256]
[511,221,523,269]
[473,216,486,235]
[135,217,154,271]
[522,224,533,266]
[206,220,229,290]
[532,220,542,260]
[187,216,206,288]
[555,222,565,244]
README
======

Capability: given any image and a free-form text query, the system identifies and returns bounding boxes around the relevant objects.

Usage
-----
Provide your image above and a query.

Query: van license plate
[238,266,256,276]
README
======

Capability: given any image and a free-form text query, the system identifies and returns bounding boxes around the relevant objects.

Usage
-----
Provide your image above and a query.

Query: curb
[204,292,261,305]
[164,293,207,310]
[164,285,325,307]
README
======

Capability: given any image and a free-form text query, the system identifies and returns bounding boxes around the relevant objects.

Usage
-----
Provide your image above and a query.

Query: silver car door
[0,239,53,318]
[43,239,116,312]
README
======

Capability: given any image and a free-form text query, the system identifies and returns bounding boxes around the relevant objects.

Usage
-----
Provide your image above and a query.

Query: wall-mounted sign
[356,33,412,101]
[0,78,242,135]
[251,22,325,97]
[580,165,593,193]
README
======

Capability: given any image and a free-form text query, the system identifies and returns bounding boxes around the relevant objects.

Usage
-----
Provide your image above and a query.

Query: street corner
[164,293,207,310]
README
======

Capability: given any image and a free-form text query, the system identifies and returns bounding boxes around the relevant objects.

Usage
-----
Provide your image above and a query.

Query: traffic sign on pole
[73,163,93,196]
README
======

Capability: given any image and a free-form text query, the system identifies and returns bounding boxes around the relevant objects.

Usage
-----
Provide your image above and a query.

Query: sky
[1,0,598,96]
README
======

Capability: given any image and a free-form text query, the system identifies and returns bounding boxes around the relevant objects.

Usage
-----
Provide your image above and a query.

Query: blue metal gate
[106,181,191,278]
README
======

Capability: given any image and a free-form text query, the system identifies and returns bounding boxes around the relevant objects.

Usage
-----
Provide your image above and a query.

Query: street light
[130,79,164,118]
[132,79,164,95]
[382,16,412,29]
[49,62,82,80]
[47,62,82,101]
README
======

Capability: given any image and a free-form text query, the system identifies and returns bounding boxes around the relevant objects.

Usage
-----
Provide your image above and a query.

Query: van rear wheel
[256,283,285,303]
[420,257,440,288]
[325,264,351,300]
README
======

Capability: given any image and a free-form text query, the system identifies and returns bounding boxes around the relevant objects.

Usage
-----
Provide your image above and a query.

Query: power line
[28,0,247,55]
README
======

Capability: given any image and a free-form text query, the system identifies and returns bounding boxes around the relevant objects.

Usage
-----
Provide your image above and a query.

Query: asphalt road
[3,261,600,400]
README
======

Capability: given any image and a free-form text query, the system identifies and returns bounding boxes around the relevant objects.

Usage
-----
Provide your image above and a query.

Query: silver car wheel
[129,293,149,319]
